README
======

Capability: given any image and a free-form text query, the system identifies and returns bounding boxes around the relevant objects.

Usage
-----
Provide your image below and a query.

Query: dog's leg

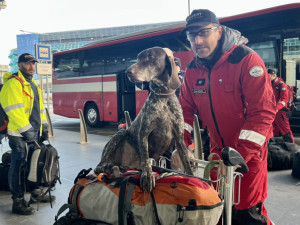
[94,129,126,174]
[176,138,193,175]
[139,134,155,192]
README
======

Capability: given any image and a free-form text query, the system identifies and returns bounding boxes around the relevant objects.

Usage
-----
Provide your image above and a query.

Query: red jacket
[271,77,289,112]
[179,27,276,163]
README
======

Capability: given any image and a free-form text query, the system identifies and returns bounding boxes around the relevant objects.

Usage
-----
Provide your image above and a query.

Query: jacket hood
[3,72,12,84]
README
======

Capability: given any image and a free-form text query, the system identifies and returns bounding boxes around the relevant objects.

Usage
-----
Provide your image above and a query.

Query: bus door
[117,71,136,122]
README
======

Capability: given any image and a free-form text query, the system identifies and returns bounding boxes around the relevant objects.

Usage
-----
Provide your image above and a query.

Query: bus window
[82,49,105,76]
[54,52,81,78]
[248,41,277,68]
[284,38,300,80]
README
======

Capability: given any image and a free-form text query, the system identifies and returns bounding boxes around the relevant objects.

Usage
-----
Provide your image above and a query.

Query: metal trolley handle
[221,147,249,225]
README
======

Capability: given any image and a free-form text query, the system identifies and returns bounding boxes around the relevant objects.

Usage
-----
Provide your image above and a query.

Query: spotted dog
[94,47,193,192]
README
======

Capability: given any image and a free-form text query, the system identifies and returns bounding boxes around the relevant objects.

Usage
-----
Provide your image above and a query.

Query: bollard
[45,108,54,137]
[124,111,132,129]
[193,114,203,159]
[78,109,88,144]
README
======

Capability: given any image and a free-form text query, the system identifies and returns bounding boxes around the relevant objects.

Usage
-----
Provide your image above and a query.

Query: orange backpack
[55,167,223,225]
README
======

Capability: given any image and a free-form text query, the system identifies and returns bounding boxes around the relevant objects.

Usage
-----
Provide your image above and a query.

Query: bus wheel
[84,103,102,127]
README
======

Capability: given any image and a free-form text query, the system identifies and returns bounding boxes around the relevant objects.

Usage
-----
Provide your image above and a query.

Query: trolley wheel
[84,103,103,127]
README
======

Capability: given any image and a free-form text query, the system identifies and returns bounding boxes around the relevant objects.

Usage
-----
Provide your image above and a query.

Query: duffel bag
[267,142,300,170]
[292,151,300,179]
[1,150,11,165]
[0,162,10,191]
[55,167,223,225]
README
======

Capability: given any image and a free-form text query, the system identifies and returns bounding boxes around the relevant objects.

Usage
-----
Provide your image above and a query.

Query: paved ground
[0,115,299,225]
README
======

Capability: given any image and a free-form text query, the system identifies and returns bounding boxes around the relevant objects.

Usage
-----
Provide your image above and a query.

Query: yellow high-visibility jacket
[0,70,47,137]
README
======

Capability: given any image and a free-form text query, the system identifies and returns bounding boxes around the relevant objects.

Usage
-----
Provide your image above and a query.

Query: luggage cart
[190,115,249,225]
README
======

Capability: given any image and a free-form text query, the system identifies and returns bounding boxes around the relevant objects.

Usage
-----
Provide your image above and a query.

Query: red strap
[10,75,33,100]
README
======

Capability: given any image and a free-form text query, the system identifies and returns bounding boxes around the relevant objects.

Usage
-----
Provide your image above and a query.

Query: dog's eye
[147,54,154,59]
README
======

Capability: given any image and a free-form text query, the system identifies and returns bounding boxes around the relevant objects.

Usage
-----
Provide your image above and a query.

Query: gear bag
[27,141,61,204]
[55,167,223,225]
[267,139,300,170]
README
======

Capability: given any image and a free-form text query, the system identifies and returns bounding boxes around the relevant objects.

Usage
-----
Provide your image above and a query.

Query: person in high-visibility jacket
[0,53,53,215]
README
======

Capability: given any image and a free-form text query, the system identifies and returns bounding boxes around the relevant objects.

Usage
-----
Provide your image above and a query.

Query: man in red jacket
[178,9,276,225]
[268,68,294,143]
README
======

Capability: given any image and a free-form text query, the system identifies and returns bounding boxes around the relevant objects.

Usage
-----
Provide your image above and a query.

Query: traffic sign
[35,44,52,61]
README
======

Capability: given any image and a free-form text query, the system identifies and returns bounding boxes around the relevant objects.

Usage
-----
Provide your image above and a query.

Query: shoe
[12,198,35,215]
[30,189,56,203]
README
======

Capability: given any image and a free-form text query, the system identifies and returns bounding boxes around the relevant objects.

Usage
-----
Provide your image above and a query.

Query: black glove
[21,127,36,143]
[40,124,49,142]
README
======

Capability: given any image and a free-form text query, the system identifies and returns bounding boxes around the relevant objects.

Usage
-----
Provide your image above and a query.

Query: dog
[94,47,193,192]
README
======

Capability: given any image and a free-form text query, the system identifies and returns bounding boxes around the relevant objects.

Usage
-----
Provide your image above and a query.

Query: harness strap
[10,75,33,100]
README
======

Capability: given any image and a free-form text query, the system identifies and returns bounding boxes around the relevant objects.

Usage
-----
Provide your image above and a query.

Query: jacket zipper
[207,69,225,148]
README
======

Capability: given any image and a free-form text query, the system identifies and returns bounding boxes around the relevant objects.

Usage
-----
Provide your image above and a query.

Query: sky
[0,0,298,65]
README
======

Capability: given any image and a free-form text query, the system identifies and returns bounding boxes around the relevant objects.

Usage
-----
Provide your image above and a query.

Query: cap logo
[187,12,202,22]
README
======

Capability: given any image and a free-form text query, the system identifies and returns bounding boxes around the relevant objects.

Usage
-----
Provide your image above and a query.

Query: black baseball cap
[267,68,277,74]
[18,53,38,63]
[174,57,181,68]
[183,9,219,32]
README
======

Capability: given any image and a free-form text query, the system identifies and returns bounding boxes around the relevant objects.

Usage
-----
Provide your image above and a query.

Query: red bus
[52,3,300,130]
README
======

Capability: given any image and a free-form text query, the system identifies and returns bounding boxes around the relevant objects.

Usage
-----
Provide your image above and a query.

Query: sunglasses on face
[186,26,219,40]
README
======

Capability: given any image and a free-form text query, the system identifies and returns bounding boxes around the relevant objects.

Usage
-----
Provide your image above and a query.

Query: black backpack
[27,141,61,204]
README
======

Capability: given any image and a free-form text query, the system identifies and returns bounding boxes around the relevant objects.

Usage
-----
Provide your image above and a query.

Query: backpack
[0,84,8,135]
[55,167,223,225]
[278,82,296,111]
[0,74,33,135]
[27,141,61,205]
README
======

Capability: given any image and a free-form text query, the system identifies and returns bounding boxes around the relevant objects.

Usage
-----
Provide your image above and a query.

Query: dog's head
[126,47,181,90]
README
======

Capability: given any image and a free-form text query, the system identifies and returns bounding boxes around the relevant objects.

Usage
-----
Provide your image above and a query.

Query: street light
[0,0,7,10]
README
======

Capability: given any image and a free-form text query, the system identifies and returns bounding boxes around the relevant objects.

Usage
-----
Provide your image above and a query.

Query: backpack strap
[150,192,162,225]
[118,177,135,225]
[9,75,33,100]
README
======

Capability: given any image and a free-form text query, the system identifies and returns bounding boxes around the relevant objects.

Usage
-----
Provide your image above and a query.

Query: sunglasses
[186,26,219,40]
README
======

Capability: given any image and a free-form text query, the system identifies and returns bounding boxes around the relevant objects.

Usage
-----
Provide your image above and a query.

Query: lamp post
[0,0,7,11]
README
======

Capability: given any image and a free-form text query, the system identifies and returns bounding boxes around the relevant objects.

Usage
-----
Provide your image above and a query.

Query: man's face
[18,61,36,76]
[268,73,276,81]
[186,24,222,60]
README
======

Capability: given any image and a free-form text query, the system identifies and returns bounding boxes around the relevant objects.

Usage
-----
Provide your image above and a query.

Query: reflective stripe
[25,109,31,113]
[184,123,193,133]
[40,109,45,113]
[7,130,22,137]
[18,123,33,133]
[42,120,47,124]
[4,103,24,113]
[281,87,286,91]
[278,101,286,106]
[239,129,266,146]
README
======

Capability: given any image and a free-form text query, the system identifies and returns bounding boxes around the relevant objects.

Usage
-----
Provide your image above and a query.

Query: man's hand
[40,124,49,142]
[21,128,36,142]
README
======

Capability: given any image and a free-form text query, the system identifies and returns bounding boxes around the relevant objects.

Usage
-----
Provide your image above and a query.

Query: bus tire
[84,103,103,127]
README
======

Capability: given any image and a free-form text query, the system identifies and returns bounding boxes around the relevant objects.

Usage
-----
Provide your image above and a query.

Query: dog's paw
[94,163,115,175]
[140,169,156,192]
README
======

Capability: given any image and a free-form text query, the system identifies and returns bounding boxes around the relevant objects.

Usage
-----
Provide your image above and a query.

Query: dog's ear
[163,49,181,90]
